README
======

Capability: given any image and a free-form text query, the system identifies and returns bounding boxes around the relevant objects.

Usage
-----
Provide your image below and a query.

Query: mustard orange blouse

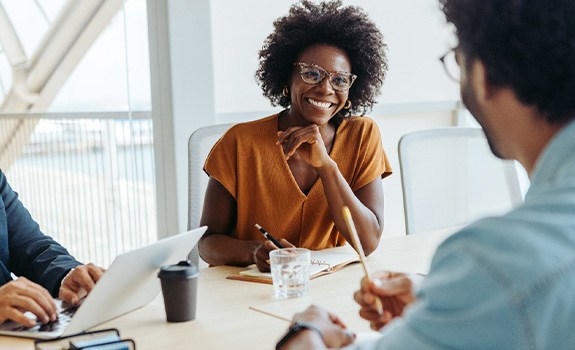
[203,113,392,250]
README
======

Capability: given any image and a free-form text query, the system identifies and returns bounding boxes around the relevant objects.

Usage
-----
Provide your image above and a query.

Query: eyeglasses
[293,62,357,92]
[439,48,460,82]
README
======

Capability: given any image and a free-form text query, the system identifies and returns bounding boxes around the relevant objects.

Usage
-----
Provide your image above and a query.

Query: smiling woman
[197,0,392,272]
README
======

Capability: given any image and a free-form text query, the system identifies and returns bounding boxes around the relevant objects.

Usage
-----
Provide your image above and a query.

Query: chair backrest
[398,127,524,235]
[187,123,233,264]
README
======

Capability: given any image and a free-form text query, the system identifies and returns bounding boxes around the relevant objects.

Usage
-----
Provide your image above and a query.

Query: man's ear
[469,59,495,102]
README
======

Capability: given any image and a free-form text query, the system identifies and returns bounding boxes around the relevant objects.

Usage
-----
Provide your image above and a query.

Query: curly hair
[440,0,575,123]
[255,0,387,124]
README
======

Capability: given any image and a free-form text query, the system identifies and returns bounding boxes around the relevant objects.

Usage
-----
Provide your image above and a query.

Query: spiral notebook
[227,246,359,284]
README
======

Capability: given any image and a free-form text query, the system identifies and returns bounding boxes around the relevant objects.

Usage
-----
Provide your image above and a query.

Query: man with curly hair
[198,1,392,271]
[277,0,575,349]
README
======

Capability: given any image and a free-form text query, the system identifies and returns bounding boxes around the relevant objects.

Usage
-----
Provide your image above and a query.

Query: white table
[0,227,456,350]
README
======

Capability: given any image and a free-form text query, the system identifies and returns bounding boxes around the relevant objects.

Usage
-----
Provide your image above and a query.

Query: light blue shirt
[370,120,575,349]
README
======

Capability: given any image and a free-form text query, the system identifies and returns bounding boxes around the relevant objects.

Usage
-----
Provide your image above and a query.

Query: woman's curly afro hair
[255,0,388,122]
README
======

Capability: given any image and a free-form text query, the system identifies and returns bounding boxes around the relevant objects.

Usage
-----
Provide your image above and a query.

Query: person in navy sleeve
[0,169,104,328]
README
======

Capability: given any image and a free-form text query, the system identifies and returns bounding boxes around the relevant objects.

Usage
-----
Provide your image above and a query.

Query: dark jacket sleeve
[0,170,81,296]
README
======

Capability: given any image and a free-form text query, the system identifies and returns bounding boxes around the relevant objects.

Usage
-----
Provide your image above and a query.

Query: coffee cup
[157,260,199,322]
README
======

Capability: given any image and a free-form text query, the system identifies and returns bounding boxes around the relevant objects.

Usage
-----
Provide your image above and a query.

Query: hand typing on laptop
[0,228,206,339]
[0,277,58,328]
[0,263,104,328]
[59,263,105,306]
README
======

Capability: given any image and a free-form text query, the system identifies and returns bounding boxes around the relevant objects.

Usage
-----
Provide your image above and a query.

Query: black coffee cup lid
[158,260,199,279]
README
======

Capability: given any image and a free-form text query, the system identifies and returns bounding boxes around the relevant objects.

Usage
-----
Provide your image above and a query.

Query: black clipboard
[34,328,135,350]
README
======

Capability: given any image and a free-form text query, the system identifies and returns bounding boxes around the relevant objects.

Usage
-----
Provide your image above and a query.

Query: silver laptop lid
[64,226,207,335]
[0,226,206,339]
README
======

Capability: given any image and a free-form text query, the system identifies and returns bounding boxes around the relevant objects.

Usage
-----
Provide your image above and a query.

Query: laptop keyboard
[0,304,77,333]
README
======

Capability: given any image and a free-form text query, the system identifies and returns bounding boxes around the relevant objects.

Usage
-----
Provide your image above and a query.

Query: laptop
[0,226,207,339]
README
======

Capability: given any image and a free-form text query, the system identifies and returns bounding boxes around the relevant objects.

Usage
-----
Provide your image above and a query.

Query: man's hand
[354,271,423,330]
[0,277,57,327]
[59,263,105,305]
[277,305,356,350]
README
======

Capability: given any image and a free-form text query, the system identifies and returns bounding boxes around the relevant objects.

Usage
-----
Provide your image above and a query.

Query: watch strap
[275,321,323,350]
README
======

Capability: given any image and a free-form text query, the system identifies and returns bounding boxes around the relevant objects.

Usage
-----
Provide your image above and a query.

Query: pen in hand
[341,206,384,316]
[255,224,286,249]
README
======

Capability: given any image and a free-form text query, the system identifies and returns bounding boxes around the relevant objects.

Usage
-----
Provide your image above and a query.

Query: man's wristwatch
[276,320,323,350]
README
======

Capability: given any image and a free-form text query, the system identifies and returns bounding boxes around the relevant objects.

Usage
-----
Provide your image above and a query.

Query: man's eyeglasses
[439,48,460,82]
[293,62,357,92]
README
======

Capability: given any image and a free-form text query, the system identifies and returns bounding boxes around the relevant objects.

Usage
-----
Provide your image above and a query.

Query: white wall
[211,0,458,115]
[149,0,461,237]
[148,0,217,237]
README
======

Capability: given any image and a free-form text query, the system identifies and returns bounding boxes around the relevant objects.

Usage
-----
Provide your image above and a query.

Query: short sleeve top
[204,113,392,249]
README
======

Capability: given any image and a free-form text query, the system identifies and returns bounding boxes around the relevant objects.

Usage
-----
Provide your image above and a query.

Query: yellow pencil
[342,206,384,316]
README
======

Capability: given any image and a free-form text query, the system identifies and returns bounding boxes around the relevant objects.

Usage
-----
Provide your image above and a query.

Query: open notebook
[227,245,359,284]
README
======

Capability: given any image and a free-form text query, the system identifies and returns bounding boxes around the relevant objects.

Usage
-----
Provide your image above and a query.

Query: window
[0,0,155,266]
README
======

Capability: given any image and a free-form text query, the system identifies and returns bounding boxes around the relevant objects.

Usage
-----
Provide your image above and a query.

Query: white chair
[398,127,524,235]
[187,123,233,265]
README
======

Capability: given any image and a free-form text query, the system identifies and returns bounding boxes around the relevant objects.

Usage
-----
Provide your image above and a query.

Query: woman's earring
[344,100,352,109]
[282,86,289,97]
